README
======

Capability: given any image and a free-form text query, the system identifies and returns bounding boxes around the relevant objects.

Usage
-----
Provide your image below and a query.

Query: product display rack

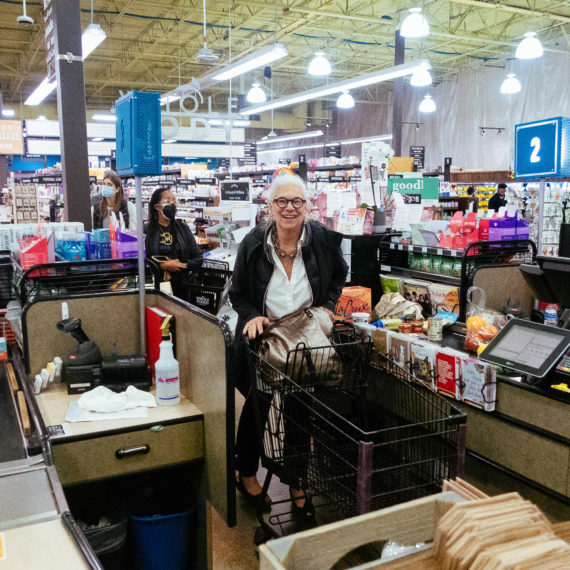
[379,233,537,321]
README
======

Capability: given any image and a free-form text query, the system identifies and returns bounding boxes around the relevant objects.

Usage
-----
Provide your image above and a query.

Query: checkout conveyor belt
[0,365,27,463]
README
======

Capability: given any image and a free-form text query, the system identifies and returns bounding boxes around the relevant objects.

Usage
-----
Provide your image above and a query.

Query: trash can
[66,483,129,570]
[125,468,196,570]
[129,508,194,570]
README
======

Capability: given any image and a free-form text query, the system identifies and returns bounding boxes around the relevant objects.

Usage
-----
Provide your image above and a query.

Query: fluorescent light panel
[211,44,288,81]
[2,109,15,117]
[25,77,57,106]
[92,114,116,122]
[208,119,251,127]
[240,60,430,115]
[256,130,323,146]
[82,23,107,59]
[257,134,392,154]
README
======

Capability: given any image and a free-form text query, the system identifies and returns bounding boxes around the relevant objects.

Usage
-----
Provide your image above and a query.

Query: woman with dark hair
[92,170,137,230]
[144,187,203,301]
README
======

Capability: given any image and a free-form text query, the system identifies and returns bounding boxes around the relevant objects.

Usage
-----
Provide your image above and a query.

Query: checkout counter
[438,255,570,504]
[0,290,235,569]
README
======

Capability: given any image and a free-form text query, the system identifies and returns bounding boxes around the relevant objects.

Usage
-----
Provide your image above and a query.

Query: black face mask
[161,204,177,220]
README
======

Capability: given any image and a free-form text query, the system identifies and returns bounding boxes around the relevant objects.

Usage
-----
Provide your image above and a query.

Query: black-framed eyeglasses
[273,197,306,209]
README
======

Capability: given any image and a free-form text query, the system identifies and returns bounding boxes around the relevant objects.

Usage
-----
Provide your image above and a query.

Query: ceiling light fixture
[92,113,117,122]
[308,51,331,76]
[211,44,288,81]
[82,0,106,59]
[37,115,47,121]
[515,32,543,59]
[91,137,104,142]
[419,94,436,113]
[25,78,57,106]
[336,90,355,109]
[164,139,177,144]
[246,82,267,104]
[82,23,107,59]
[240,60,430,115]
[410,62,432,86]
[1,109,15,117]
[160,94,181,105]
[400,8,430,39]
[208,119,251,127]
[500,73,521,94]
[256,130,324,145]
[256,134,392,155]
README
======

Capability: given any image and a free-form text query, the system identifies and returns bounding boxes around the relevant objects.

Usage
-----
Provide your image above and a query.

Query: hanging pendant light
[515,32,543,59]
[410,64,432,86]
[246,82,267,103]
[336,90,355,109]
[401,8,430,38]
[500,73,521,94]
[419,94,436,113]
[308,51,331,76]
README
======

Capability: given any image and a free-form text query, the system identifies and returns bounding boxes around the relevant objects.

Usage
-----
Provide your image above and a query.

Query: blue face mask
[101,185,114,197]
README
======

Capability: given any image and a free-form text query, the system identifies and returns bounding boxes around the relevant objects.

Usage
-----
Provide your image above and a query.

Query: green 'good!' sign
[387,177,439,200]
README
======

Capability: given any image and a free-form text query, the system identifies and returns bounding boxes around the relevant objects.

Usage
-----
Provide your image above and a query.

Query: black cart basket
[248,327,466,537]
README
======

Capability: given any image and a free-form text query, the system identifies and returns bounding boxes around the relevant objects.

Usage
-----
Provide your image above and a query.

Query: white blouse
[265,228,313,319]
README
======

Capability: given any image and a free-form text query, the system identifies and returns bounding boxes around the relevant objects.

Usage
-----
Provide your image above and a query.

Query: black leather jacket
[229,219,348,394]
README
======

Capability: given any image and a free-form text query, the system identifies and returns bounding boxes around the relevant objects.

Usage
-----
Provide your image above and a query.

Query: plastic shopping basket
[186,259,231,315]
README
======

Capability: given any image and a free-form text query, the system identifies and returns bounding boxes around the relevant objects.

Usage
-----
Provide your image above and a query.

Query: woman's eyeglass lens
[274,197,306,209]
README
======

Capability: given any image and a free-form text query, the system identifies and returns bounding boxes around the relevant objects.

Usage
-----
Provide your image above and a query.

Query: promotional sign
[514,117,570,178]
[326,144,341,158]
[220,180,251,203]
[0,121,24,155]
[387,177,439,200]
[409,145,425,170]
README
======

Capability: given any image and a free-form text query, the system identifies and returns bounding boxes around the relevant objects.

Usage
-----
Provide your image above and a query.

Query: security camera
[17,14,34,25]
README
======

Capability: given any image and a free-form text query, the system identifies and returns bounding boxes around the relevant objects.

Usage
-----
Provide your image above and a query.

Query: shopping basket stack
[186,259,231,315]
[248,326,466,543]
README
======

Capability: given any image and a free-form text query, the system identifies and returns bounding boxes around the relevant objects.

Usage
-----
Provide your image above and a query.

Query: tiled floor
[211,390,570,569]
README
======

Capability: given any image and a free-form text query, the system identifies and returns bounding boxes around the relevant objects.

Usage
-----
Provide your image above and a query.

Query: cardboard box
[259,492,464,570]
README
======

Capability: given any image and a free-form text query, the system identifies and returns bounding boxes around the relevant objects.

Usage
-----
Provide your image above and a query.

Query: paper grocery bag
[335,286,372,320]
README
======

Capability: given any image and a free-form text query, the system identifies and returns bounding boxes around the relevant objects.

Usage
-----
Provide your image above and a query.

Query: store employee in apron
[144,187,203,301]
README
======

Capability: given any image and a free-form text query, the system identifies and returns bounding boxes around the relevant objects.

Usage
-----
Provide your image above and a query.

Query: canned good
[427,317,443,341]
[400,315,413,334]
[412,319,424,334]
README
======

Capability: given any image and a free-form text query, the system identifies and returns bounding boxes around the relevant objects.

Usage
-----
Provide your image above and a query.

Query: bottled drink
[544,304,558,327]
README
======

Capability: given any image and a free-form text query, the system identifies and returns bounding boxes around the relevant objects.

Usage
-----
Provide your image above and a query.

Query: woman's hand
[243,316,270,339]
[160,259,187,273]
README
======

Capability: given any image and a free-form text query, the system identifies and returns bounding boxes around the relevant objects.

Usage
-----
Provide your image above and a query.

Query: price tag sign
[437,248,443,256]
[421,247,428,253]
[514,117,570,178]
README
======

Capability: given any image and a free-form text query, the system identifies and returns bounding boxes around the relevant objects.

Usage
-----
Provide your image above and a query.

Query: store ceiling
[1,0,569,115]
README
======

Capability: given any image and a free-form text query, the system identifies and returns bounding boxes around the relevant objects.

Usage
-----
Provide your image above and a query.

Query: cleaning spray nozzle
[160,315,172,340]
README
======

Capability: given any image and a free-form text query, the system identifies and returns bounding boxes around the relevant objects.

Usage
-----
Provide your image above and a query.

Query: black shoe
[289,488,315,522]
[236,475,271,509]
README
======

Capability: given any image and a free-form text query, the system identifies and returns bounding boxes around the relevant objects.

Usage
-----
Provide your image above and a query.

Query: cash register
[478,255,570,398]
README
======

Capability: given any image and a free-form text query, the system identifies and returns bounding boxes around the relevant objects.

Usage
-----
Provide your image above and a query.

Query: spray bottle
[155,316,180,406]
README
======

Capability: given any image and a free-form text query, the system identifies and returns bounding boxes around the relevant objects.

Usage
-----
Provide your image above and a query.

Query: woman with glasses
[229,172,348,520]
[144,187,203,301]
[93,170,137,230]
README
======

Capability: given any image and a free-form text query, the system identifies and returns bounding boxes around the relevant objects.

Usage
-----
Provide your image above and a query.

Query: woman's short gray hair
[266,173,310,202]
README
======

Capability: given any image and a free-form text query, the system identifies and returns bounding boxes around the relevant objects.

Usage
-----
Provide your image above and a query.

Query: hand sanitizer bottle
[155,316,180,406]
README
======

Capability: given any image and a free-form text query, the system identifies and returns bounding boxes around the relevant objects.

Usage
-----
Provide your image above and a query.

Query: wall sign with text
[514,117,570,178]
[220,180,251,203]
[387,177,439,200]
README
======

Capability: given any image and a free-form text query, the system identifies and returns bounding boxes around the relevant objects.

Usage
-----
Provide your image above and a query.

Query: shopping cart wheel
[253,525,273,547]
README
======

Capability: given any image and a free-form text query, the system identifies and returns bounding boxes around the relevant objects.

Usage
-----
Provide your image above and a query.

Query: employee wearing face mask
[144,187,203,301]
[92,170,137,230]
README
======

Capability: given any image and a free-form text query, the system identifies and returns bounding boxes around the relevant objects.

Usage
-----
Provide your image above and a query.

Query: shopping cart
[248,327,466,545]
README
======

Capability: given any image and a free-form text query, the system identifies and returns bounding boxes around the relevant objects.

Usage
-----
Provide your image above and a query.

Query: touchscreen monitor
[479,318,570,378]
